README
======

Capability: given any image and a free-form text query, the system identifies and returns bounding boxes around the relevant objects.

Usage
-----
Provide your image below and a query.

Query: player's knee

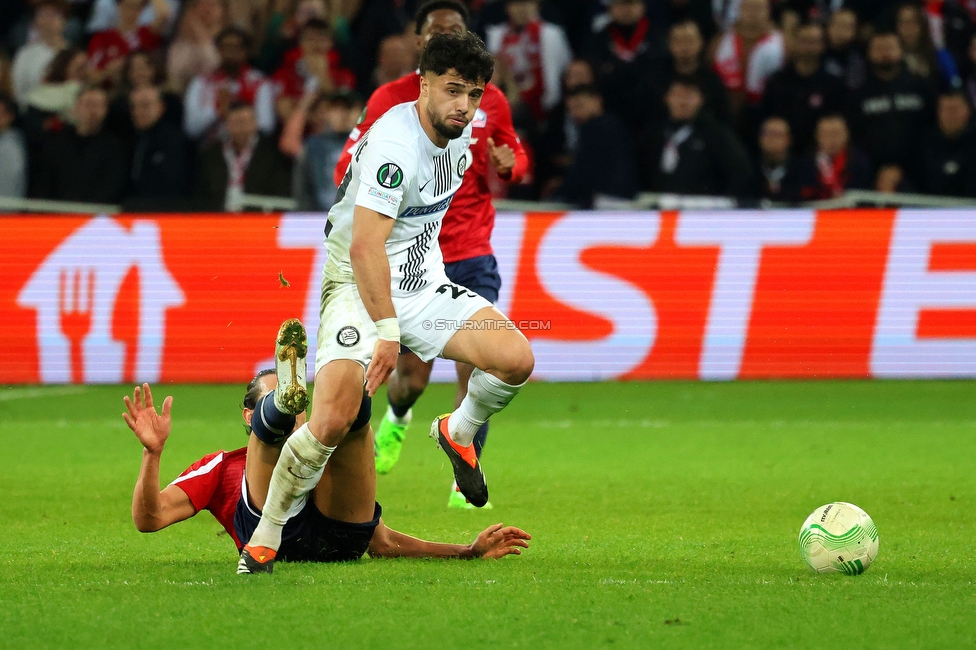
[308,396,364,445]
[394,356,432,400]
[401,371,430,401]
[496,339,534,385]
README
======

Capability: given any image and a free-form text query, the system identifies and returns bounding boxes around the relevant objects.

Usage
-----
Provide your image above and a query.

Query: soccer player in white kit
[238,32,535,574]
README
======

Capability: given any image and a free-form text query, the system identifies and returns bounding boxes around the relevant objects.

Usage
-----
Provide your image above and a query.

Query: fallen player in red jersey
[124,377,530,564]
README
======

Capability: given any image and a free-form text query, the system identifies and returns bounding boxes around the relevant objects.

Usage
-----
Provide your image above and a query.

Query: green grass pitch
[1,380,975,648]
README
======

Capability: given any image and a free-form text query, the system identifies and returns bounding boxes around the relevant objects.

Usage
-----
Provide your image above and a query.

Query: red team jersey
[169,447,247,549]
[333,73,529,263]
[88,27,163,70]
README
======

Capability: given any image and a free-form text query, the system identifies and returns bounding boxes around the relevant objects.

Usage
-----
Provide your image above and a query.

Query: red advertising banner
[2,210,975,384]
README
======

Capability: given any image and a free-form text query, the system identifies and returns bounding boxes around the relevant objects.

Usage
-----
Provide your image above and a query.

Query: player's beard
[428,103,466,140]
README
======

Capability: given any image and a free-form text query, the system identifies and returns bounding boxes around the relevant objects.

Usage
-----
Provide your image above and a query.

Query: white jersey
[324,101,472,296]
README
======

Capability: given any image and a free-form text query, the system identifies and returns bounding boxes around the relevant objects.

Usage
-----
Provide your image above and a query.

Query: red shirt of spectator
[334,72,530,263]
[271,19,355,99]
[169,447,246,549]
[88,26,162,70]
[208,65,266,105]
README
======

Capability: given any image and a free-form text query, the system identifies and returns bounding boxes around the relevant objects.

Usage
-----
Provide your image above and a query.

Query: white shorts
[315,271,492,375]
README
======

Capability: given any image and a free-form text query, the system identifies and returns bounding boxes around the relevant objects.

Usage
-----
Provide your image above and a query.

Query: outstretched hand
[123,383,173,455]
[471,523,531,559]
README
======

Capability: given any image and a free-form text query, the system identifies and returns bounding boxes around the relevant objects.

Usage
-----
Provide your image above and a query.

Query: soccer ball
[798,502,879,575]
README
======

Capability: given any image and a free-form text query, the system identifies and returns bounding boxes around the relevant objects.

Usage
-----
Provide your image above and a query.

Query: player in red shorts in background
[333,1,531,507]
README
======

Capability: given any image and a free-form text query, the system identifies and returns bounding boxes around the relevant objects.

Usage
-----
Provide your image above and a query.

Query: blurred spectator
[0,49,12,97]
[184,26,275,140]
[125,85,191,206]
[551,84,637,207]
[755,115,800,201]
[646,0,718,44]
[31,85,127,203]
[895,2,940,81]
[166,0,226,94]
[288,90,362,210]
[795,113,872,199]
[911,90,976,196]
[713,0,742,32]
[106,49,183,142]
[638,76,754,198]
[847,31,933,176]
[88,0,172,89]
[12,0,68,108]
[649,18,731,124]
[487,0,572,121]
[24,48,87,134]
[197,101,292,210]
[371,34,416,93]
[966,33,976,107]
[713,0,785,123]
[761,21,845,153]
[347,0,411,90]
[271,18,356,103]
[86,0,178,34]
[257,0,342,74]
[586,0,662,127]
[536,57,594,189]
[939,0,976,68]
[0,94,27,198]
[822,7,866,90]
[227,0,269,45]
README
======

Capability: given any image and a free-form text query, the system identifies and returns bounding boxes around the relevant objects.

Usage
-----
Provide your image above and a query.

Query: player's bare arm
[123,384,196,532]
[368,521,531,559]
[350,205,399,396]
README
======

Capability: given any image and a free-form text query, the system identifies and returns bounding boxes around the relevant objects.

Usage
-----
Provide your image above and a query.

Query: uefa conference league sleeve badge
[377,163,404,189]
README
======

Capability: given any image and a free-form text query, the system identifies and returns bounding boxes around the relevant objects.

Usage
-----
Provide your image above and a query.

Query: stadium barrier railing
[2,190,974,215]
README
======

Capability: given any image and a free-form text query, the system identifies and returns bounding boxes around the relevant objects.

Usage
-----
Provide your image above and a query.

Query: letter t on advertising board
[676,211,816,380]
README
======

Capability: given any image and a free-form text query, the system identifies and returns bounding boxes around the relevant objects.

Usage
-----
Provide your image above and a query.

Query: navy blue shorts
[235,489,381,563]
[444,254,501,304]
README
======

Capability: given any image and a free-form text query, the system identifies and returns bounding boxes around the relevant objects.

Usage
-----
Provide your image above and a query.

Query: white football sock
[447,369,525,447]
[247,423,335,551]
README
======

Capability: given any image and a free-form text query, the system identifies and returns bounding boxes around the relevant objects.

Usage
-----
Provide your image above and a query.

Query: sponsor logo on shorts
[377,163,403,189]
[367,187,398,206]
[336,326,360,347]
[400,196,453,218]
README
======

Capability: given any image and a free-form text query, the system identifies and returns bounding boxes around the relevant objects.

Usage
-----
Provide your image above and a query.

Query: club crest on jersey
[377,163,403,189]
[457,154,468,178]
[336,326,360,347]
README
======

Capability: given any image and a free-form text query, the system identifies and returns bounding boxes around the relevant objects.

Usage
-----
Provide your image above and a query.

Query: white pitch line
[0,386,88,401]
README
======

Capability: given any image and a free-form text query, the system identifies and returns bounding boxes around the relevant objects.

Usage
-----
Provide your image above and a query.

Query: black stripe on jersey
[397,221,438,292]
[433,151,452,196]
[333,168,352,207]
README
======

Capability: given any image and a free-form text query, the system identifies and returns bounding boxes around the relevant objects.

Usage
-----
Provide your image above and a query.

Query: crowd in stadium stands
[1,0,975,209]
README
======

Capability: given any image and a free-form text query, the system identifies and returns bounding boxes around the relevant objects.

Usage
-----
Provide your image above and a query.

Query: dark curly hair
[419,31,494,85]
[414,0,469,34]
[242,368,275,435]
